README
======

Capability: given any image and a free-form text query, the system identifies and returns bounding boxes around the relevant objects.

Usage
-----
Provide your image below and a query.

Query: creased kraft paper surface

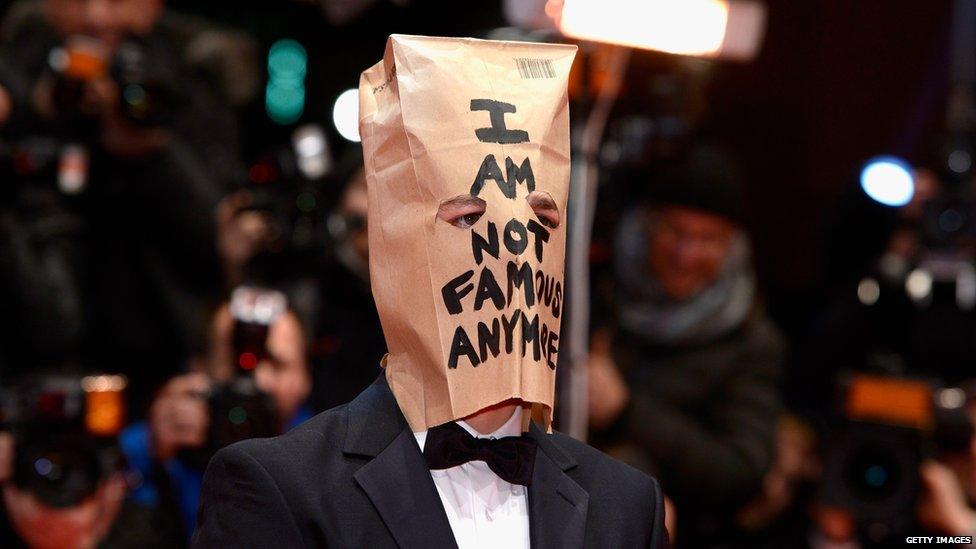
[359,34,577,432]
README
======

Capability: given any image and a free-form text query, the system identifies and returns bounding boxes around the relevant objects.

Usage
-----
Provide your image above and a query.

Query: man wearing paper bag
[192,34,669,548]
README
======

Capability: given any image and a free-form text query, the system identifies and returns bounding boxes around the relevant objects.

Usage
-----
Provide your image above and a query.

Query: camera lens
[846,448,899,502]
[15,440,100,508]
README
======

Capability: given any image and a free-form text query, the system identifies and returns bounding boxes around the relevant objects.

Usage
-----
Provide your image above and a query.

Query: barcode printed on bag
[515,58,555,79]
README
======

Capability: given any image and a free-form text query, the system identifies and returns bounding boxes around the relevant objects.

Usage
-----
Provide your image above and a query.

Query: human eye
[437,195,487,229]
[526,191,559,229]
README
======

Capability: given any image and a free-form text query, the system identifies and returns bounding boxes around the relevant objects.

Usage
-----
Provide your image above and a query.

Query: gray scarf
[614,207,756,346]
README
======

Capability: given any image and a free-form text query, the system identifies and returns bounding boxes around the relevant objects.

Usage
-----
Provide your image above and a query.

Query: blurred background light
[293,124,331,179]
[905,268,933,303]
[948,148,972,174]
[857,277,881,306]
[554,0,766,61]
[937,387,966,409]
[332,88,361,142]
[266,39,307,125]
[267,38,307,82]
[860,156,915,207]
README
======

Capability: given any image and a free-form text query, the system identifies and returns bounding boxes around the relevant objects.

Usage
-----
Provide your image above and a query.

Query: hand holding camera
[33,35,173,157]
[216,191,273,285]
[149,287,308,467]
[586,330,630,430]
[0,84,11,128]
[821,375,976,542]
[916,459,976,536]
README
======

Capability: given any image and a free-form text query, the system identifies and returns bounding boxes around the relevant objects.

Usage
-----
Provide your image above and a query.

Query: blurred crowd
[0,0,973,548]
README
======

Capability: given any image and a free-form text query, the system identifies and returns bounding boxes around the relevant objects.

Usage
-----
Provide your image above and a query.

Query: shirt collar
[414,406,523,452]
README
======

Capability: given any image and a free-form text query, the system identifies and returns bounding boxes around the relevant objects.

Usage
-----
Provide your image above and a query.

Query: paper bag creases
[360,35,577,432]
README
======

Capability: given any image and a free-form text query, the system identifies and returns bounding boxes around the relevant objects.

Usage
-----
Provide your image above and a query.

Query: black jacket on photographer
[591,149,785,544]
[0,3,243,402]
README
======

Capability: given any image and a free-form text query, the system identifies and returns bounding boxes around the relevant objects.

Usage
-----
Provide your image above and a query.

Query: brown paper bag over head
[359,34,577,432]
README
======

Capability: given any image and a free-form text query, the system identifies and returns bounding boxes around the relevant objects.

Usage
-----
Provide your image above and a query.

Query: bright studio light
[555,0,766,61]
[292,124,330,180]
[860,156,915,207]
[333,88,360,142]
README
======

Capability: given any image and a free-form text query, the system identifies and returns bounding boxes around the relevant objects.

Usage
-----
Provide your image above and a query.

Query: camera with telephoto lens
[821,374,974,545]
[180,287,282,469]
[47,35,175,138]
[1,374,127,508]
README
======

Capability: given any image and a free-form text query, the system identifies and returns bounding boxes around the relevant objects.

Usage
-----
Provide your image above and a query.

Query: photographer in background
[808,381,976,546]
[588,144,784,544]
[0,84,10,127]
[120,293,312,540]
[0,63,18,130]
[0,372,182,548]
[215,147,387,414]
[915,384,976,539]
[0,0,250,402]
[309,156,385,412]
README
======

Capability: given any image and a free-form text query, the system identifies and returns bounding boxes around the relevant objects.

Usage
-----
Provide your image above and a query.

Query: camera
[211,286,284,448]
[47,35,175,138]
[239,126,333,284]
[180,287,283,468]
[821,374,973,544]
[1,374,127,508]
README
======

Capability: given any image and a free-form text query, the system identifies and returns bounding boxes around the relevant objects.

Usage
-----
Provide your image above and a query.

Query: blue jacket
[121,405,313,538]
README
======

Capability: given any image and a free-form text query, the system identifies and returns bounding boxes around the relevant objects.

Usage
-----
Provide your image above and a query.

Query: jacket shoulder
[549,430,661,501]
[222,403,348,471]
[546,431,667,546]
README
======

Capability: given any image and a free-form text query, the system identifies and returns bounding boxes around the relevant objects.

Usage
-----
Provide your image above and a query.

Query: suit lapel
[346,376,457,549]
[354,429,458,549]
[527,424,589,549]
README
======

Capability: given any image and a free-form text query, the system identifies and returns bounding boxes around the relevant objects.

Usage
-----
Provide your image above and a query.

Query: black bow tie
[423,421,538,486]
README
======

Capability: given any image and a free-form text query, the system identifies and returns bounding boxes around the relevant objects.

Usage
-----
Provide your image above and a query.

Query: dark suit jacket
[192,376,669,548]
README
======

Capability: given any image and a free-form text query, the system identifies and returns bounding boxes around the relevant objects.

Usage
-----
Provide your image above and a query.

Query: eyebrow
[527,193,557,211]
[439,195,486,209]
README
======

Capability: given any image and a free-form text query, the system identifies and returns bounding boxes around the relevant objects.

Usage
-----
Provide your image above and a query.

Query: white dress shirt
[414,407,531,549]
